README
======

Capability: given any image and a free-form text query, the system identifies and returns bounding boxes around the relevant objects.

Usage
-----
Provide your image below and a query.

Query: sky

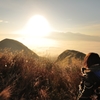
[0,0,100,56]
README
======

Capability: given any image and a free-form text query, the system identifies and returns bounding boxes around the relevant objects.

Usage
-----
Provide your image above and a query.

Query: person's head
[84,52,100,68]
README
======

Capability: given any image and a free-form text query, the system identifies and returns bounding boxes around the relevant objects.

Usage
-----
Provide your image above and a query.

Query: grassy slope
[0,51,82,100]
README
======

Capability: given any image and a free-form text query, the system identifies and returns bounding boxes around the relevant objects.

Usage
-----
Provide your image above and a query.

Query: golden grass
[0,50,82,100]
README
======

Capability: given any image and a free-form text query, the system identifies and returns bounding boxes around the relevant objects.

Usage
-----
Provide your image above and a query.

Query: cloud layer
[0,20,9,23]
[46,32,100,42]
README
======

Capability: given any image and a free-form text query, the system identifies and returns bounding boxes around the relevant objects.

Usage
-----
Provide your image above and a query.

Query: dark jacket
[77,64,100,100]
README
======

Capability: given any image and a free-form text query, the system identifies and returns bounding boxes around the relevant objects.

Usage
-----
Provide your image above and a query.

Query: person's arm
[77,72,95,100]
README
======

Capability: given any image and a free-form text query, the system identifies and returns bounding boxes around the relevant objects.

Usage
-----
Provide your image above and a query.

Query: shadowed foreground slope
[0,51,81,100]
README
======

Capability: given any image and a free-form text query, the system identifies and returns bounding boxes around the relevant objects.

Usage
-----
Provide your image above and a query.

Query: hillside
[0,50,80,100]
[0,38,38,58]
[0,40,83,99]
[55,50,86,67]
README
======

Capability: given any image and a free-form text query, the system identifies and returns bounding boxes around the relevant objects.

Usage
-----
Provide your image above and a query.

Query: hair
[84,52,100,68]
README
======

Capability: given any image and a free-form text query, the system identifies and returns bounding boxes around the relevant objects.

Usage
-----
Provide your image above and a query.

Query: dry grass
[0,50,82,100]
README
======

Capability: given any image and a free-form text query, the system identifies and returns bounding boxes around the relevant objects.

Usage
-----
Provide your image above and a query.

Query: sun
[14,15,56,50]
[20,15,51,37]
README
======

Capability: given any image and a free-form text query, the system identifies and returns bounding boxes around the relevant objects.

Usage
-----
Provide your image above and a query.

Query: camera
[81,68,86,74]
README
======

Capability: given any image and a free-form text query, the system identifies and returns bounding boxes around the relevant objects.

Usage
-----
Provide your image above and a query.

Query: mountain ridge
[46,32,100,42]
[55,50,86,67]
[0,38,86,62]
[0,38,38,58]
[56,50,85,61]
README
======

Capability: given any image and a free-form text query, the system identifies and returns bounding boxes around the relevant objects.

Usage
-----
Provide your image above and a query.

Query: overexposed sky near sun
[0,0,100,56]
[0,0,100,35]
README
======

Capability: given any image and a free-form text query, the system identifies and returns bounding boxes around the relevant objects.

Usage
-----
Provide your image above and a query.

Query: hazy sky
[0,0,100,56]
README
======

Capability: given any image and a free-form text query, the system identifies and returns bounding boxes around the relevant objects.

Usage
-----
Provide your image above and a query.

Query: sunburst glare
[15,15,52,37]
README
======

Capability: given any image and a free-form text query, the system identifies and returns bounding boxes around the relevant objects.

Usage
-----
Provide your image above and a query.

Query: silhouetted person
[77,52,100,100]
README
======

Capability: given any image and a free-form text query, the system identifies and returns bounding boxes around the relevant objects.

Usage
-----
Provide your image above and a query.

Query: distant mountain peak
[56,49,85,62]
[0,38,38,58]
